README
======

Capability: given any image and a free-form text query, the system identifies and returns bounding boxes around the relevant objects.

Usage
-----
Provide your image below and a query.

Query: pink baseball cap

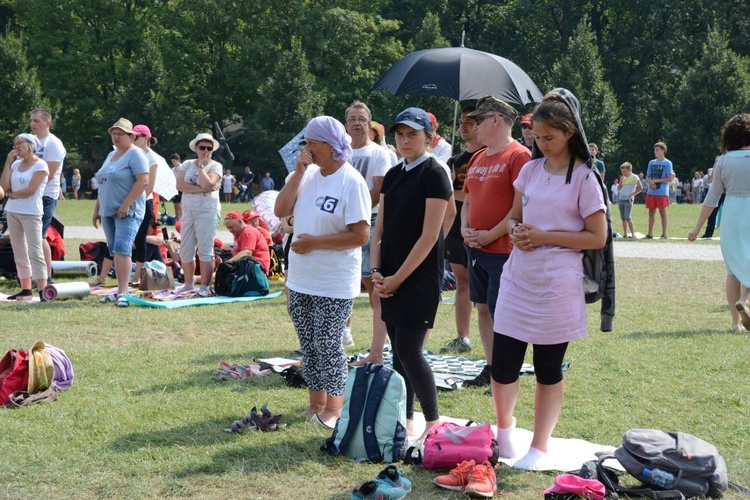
[132,124,152,137]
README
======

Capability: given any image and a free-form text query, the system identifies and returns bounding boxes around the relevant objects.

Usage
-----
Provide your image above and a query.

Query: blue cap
[389,107,433,134]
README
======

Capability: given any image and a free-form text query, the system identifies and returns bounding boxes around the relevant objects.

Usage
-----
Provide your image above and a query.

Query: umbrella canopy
[252,190,281,234]
[371,47,543,105]
[278,129,306,174]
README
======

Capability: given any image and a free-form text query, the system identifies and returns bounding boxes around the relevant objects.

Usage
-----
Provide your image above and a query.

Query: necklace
[543,159,570,185]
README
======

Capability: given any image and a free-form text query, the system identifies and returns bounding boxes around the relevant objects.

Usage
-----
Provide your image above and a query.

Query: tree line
[1,0,748,183]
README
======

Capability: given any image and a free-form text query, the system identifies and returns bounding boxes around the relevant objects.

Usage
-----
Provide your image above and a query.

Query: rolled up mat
[51,260,98,278]
[42,282,91,301]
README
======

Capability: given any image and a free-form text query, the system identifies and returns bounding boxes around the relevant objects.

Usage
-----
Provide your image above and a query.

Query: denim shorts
[467,247,509,317]
[41,196,57,237]
[101,215,142,257]
[361,214,378,277]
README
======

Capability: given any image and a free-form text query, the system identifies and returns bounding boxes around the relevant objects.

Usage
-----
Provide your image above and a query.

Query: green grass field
[1,202,747,499]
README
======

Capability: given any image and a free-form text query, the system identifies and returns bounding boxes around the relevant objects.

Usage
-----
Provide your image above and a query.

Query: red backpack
[0,349,30,405]
[405,421,499,470]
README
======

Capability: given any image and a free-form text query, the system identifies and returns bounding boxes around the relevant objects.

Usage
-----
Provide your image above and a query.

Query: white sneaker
[342,328,354,347]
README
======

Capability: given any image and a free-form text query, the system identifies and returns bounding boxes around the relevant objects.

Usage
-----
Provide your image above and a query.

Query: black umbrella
[371,46,543,105]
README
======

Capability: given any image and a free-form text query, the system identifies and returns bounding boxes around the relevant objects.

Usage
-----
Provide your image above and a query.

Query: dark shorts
[445,200,467,267]
[41,196,57,237]
[467,247,508,317]
[173,192,182,203]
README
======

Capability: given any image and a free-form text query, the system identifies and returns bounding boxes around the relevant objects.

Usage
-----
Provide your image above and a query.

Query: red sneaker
[465,461,497,498]
[433,459,476,492]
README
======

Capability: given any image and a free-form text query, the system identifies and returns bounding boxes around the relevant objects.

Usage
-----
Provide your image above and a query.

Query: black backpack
[566,159,616,332]
[593,429,728,499]
[214,256,269,297]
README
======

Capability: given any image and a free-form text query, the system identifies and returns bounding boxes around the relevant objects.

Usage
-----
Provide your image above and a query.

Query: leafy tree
[549,17,621,160]
[246,37,324,175]
[0,31,43,145]
[668,28,750,171]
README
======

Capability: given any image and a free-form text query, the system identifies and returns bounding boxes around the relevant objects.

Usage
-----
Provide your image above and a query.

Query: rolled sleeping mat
[51,260,98,278]
[42,282,91,301]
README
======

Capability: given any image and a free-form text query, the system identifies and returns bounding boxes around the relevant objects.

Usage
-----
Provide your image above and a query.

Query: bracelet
[369,268,381,276]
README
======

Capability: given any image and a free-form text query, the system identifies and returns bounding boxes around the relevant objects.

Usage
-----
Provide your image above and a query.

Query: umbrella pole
[450,100,459,151]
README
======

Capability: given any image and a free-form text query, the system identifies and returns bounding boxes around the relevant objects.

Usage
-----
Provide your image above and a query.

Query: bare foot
[349,351,384,367]
[416,420,440,444]
[302,405,324,418]
[406,419,416,439]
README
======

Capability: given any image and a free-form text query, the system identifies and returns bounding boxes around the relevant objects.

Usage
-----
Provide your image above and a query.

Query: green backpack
[322,363,407,463]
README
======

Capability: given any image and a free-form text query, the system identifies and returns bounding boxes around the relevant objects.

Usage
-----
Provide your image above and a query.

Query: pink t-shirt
[494,159,606,344]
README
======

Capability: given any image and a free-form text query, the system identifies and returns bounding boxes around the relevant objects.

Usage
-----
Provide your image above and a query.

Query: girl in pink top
[490,89,607,470]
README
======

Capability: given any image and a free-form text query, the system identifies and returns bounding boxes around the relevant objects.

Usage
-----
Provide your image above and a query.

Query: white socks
[514,447,547,470]
[495,418,517,459]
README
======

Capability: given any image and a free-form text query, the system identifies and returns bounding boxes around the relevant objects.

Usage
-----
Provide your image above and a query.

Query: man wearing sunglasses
[517,113,535,152]
[460,96,531,388]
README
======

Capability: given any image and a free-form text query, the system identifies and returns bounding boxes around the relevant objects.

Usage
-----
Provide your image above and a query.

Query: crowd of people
[269,89,612,472]
[3,97,745,479]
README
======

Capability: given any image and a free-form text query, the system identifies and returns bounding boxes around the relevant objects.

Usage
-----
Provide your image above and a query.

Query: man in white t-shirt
[30,108,66,283]
[344,100,393,360]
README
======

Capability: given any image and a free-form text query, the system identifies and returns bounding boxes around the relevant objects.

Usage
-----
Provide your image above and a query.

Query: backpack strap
[596,453,686,500]
[361,364,390,462]
[333,363,376,456]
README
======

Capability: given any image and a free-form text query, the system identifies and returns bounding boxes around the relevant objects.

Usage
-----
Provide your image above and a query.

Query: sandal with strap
[89,277,107,287]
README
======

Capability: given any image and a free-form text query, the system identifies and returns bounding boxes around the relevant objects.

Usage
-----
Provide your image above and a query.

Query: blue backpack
[214,256,269,297]
[322,363,407,463]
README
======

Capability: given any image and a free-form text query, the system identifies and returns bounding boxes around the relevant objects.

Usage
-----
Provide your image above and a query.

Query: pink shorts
[645,194,670,209]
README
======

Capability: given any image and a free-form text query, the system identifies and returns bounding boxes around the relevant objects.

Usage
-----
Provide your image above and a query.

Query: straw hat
[27,341,55,394]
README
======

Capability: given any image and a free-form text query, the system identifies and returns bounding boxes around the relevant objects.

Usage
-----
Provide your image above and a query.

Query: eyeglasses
[110,131,127,137]
[520,125,532,130]
[474,114,498,126]
[197,145,213,152]
[12,142,25,148]
[346,117,369,124]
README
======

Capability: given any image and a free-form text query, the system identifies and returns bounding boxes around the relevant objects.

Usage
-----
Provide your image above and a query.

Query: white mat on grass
[411,412,623,472]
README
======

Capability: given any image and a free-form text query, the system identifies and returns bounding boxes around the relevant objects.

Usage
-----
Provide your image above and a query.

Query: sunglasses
[197,145,213,152]
[474,114,498,126]
[520,125,532,130]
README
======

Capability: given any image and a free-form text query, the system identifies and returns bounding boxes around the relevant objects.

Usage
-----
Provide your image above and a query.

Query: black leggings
[492,333,568,385]
[386,323,439,421]
[133,199,155,264]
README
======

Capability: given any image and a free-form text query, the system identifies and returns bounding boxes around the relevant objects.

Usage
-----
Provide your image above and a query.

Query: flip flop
[736,301,750,330]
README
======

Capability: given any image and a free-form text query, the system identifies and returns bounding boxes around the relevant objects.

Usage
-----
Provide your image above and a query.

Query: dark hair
[149,137,158,147]
[171,154,181,161]
[461,105,477,115]
[532,94,589,161]
[720,113,750,153]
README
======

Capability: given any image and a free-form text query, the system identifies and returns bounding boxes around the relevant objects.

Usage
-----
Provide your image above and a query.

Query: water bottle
[642,467,675,488]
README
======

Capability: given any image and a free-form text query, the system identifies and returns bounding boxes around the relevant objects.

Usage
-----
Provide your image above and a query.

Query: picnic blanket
[411,412,623,472]
[123,291,283,308]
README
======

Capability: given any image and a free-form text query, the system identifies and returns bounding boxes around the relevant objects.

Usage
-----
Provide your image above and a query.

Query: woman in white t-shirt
[222,169,236,203]
[175,133,223,296]
[274,116,371,429]
[0,133,49,300]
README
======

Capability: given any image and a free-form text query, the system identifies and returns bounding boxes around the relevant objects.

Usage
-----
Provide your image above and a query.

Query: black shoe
[8,289,33,300]
[39,291,48,302]
[645,235,654,239]
[463,364,492,388]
